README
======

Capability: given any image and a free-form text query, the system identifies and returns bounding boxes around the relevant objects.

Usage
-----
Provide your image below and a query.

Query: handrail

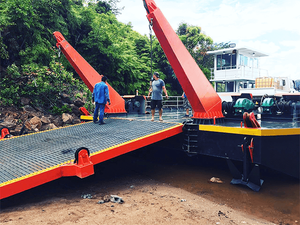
[145,96,184,110]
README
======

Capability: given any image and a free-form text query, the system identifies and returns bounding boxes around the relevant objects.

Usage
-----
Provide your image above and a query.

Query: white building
[207,47,268,93]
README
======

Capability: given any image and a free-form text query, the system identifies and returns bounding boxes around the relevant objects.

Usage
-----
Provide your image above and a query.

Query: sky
[116,0,300,80]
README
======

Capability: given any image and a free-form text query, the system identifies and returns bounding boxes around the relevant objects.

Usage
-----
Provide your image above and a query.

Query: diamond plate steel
[0,118,180,184]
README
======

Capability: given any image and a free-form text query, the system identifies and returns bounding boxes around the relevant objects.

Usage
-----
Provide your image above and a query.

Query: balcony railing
[145,96,184,110]
[210,65,269,81]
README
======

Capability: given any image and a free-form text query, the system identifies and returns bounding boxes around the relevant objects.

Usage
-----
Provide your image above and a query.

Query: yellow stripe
[80,115,93,120]
[91,123,183,156]
[0,160,72,187]
[199,125,300,136]
[0,122,92,142]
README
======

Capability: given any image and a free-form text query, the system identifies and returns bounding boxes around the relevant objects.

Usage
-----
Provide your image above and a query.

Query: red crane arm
[53,31,126,114]
[143,0,223,119]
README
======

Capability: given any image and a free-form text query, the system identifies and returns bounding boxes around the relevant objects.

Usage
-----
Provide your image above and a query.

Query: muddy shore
[1,145,299,225]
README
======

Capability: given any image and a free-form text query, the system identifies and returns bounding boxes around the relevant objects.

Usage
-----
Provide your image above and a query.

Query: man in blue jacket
[92,76,111,125]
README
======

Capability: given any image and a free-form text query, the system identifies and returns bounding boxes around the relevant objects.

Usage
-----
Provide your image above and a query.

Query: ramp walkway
[0,118,183,199]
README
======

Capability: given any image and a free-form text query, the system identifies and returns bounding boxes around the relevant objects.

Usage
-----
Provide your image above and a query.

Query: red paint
[0,127,10,139]
[53,32,126,114]
[143,0,223,119]
[248,138,254,163]
[0,124,183,200]
[79,107,91,116]
[243,112,260,128]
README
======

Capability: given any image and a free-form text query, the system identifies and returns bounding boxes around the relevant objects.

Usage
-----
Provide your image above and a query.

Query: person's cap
[154,72,159,78]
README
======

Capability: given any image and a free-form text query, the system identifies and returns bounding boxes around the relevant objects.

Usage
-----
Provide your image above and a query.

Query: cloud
[117,0,300,80]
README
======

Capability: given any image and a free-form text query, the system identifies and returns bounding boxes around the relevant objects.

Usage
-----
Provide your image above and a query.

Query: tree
[78,12,151,95]
[151,37,181,95]
[176,23,213,79]
[85,0,124,15]
[1,0,234,109]
[0,0,10,62]
[1,0,78,69]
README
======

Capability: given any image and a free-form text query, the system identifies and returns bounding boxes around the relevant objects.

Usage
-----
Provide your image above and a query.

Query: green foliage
[0,53,85,110]
[1,0,75,67]
[0,64,21,105]
[1,0,230,111]
[176,22,214,73]
[86,0,123,15]
[51,105,72,115]
[77,12,151,95]
[0,1,10,60]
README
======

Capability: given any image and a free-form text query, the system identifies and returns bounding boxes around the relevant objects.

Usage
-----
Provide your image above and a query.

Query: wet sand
[137,144,300,225]
[1,140,299,224]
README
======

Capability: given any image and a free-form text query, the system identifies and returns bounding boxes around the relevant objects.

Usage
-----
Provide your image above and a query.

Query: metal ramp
[0,118,183,199]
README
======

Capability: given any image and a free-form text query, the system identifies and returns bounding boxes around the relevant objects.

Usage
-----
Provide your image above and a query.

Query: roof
[207,47,268,57]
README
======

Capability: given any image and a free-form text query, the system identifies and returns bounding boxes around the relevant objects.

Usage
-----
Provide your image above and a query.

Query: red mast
[143,0,223,120]
[53,31,126,114]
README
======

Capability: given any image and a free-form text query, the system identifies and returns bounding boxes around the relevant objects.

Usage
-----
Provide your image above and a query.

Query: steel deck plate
[0,118,182,194]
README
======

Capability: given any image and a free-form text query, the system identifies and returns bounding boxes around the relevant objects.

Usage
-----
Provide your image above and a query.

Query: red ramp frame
[53,31,126,114]
[143,0,223,119]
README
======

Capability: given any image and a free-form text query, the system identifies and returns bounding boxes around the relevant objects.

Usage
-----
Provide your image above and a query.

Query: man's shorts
[151,100,163,110]
[183,98,191,109]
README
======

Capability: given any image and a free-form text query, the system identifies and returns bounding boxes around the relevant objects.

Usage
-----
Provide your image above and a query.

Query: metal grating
[0,118,181,184]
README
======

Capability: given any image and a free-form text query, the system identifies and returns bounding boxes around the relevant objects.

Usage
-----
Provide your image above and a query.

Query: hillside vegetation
[0,0,224,112]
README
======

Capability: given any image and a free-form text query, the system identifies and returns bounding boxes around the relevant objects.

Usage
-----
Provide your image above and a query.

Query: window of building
[226,82,234,92]
[232,54,236,69]
[253,58,258,68]
[216,82,225,92]
[239,54,253,67]
[217,55,222,70]
[216,53,237,70]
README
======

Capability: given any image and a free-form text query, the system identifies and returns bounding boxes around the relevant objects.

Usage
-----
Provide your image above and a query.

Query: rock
[10,125,23,136]
[74,98,85,107]
[209,177,223,184]
[62,113,73,124]
[34,106,44,112]
[9,130,19,136]
[0,105,83,136]
[73,118,81,124]
[4,115,14,123]
[61,93,72,104]
[20,97,31,105]
[48,123,58,130]
[3,112,19,120]
[70,104,81,117]
[41,116,51,124]
[23,105,36,113]
[103,195,110,202]
[24,120,32,130]
[0,121,17,130]
[110,195,124,204]
[20,113,29,122]
[29,116,42,130]
[41,123,58,131]
[81,194,93,199]
[52,116,63,127]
